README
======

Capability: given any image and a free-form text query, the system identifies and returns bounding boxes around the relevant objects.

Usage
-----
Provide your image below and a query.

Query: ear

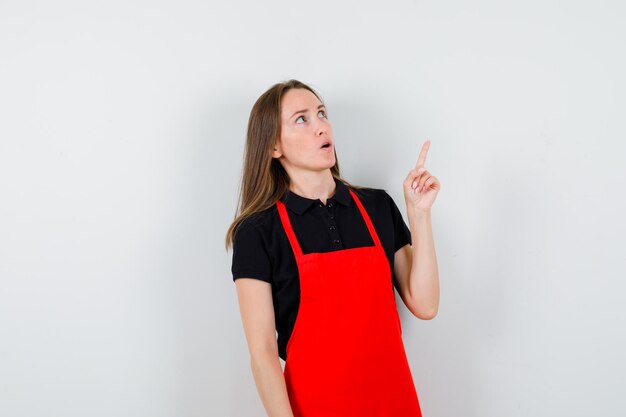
[271,142,282,159]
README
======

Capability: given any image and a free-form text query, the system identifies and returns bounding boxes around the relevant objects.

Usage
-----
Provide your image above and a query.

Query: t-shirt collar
[280,176,351,215]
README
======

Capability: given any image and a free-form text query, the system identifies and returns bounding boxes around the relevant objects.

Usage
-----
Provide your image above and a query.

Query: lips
[320,142,332,149]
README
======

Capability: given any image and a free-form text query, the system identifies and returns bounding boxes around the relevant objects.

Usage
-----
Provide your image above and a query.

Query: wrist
[406,204,431,217]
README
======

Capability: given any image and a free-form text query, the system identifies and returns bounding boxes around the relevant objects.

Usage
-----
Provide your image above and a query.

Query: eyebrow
[290,104,326,119]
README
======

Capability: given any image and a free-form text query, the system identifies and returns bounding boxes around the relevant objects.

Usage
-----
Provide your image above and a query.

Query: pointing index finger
[415,139,431,168]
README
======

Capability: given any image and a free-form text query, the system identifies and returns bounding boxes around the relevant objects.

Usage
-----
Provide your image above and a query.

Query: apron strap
[275,187,384,259]
[276,199,304,258]
[348,189,383,249]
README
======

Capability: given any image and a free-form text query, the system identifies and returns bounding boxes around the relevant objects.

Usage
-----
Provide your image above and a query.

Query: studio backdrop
[0,1,624,416]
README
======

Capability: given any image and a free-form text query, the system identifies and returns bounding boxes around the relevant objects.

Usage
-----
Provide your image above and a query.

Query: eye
[295,115,306,124]
[318,110,327,118]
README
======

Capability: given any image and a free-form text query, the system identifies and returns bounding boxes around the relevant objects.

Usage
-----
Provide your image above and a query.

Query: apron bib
[276,188,423,417]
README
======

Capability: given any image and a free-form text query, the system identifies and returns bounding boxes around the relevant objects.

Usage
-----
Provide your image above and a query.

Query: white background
[1,1,625,416]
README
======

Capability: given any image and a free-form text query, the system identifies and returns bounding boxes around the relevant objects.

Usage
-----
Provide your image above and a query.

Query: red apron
[276,188,423,417]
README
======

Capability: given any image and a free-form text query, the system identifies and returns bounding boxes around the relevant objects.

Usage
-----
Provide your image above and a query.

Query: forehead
[281,88,322,114]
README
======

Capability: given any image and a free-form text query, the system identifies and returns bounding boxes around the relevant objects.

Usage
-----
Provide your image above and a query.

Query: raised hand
[403,139,440,211]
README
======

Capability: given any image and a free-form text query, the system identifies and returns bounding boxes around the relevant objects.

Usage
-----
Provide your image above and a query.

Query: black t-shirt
[231,177,412,361]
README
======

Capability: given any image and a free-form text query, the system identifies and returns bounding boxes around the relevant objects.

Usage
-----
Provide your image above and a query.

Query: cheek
[323,121,334,136]
[280,134,305,158]
[283,131,311,150]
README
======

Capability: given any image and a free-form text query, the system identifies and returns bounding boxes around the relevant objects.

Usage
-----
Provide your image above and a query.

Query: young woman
[225,79,440,417]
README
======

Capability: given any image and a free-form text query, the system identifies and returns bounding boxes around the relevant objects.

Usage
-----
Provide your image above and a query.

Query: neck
[288,170,336,205]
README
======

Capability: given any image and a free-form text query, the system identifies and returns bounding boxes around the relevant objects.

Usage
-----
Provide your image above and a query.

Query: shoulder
[351,185,394,210]
[352,185,405,228]
[233,205,278,244]
[231,205,279,282]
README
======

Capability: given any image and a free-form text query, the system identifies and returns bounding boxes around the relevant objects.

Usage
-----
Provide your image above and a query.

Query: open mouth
[321,142,331,149]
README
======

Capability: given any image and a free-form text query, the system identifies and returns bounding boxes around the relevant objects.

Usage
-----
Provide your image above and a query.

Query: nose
[315,118,328,136]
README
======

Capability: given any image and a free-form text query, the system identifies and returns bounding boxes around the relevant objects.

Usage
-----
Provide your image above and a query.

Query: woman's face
[272,88,335,174]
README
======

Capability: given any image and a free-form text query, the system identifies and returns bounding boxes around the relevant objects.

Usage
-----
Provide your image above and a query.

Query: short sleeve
[386,192,411,251]
[231,218,272,283]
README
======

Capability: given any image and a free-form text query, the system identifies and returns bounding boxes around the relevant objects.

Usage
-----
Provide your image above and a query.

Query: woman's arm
[395,139,441,319]
[394,209,440,319]
[234,278,294,417]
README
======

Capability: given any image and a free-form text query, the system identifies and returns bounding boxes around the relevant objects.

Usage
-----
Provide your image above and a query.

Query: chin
[312,163,335,172]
